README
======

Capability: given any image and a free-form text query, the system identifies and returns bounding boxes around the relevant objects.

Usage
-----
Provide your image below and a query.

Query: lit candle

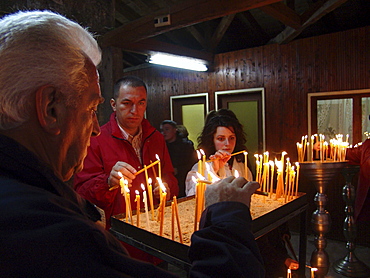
[196,150,202,175]
[147,177,155,220]
[243,151,248,180]
[156,177,162,198]
[311,267,318,278]
[141,184,150,230]
[155,154,161,180]
[200,149,206,176]
[258,154,263,183]
[125,186,132,224]
[135,190,140,227]
[234,169,239,178]
[287,268,292,278]
[295,162,300,197]
[269,160,274,196]
[254,154,259,182]
[158,180,167,236]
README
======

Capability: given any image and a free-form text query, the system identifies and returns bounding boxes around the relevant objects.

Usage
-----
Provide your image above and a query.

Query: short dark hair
[113,76,147,99]
[161,120,177,129]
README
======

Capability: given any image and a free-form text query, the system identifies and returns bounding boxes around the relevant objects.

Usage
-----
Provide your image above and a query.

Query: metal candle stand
[332,164,370,277]
[300,161,347,278]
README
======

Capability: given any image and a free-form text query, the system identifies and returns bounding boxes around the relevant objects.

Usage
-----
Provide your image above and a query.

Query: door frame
[170,93,209,123]
[215,88,266,151]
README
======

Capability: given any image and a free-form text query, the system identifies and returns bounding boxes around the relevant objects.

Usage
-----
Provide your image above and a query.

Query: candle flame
[124,179,129,186]
[141,183,145,191]
[135,190,140,195]
[118,171,123,178]
[209,172,220,182]
[155,154,160,161]
[243,151,248,155]
[157,177,166,192]
[148,177,152,184]
[269,160,274,167]
[195,172,206,180]
[200,149,205,156]
[125,187,130,193]
[192,176,198,183]
[196,149,201,160]
[234,170,239,178]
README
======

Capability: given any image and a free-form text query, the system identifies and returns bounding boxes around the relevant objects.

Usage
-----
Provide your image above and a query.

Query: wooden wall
[114,26,370,162]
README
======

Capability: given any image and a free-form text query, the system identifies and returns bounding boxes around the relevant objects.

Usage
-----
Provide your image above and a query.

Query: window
[308,89,370,145]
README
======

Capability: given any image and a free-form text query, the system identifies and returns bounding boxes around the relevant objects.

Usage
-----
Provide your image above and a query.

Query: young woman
[185,111,299,276]
[185,114,253,196]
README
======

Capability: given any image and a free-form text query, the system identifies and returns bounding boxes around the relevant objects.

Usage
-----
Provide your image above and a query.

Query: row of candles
[296,134,349,162]
[118,156,183,242]
[118,148,302,240]
[287,267,317,277]
[254,151,300,203]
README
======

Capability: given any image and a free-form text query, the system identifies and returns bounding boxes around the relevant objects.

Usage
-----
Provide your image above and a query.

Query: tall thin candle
[155,154,161,180]
[141,184,150,230]
[147,177,155,220]
[135,190,140,227]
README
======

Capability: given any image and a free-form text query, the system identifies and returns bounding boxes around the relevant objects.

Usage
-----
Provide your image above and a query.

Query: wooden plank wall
[115,26,370,161]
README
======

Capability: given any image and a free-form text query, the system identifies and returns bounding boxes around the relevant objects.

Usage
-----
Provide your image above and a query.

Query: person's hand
[153,181,171,201]
[285,257,299,270]
[108,161,137,189]
[205,176,260,208]
[209,150,231,173]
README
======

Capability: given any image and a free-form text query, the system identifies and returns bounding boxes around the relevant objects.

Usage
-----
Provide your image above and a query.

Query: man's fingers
[242,181,260,192]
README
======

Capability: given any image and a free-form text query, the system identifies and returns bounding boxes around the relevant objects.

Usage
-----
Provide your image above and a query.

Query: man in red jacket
[74,76,178,263]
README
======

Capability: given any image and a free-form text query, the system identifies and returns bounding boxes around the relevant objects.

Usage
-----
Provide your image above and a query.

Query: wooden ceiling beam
[237,12,270,42]
[100,0,282,47]
[259,2,302,29]
[268,0,348,45]
[186,25,208,50]
[210,14,236,52]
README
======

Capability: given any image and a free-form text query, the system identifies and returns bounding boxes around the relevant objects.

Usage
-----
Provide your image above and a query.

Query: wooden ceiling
[102,0,369,71]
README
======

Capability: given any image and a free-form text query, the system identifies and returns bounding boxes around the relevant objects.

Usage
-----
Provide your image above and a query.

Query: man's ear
[110,98,116,111]
[35,85,61,135]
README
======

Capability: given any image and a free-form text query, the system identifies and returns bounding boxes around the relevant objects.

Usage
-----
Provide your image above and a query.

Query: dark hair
[204,108,239,126]
[197,115,247,163]
[177,125,189,138]
[161,120,177,129]
[113,76,147,99]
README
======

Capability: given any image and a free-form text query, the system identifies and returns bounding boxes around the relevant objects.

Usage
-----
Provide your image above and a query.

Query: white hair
[0,10,102,130]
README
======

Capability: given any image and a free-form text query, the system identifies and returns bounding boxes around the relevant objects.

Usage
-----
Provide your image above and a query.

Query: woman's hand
[209,150,231,173]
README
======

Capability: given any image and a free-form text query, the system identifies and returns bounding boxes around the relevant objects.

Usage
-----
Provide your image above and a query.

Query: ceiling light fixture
[148,53,208,72]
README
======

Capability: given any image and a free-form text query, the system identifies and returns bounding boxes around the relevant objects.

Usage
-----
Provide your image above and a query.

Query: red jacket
[74,113,178,228]
[346,139,370,221]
